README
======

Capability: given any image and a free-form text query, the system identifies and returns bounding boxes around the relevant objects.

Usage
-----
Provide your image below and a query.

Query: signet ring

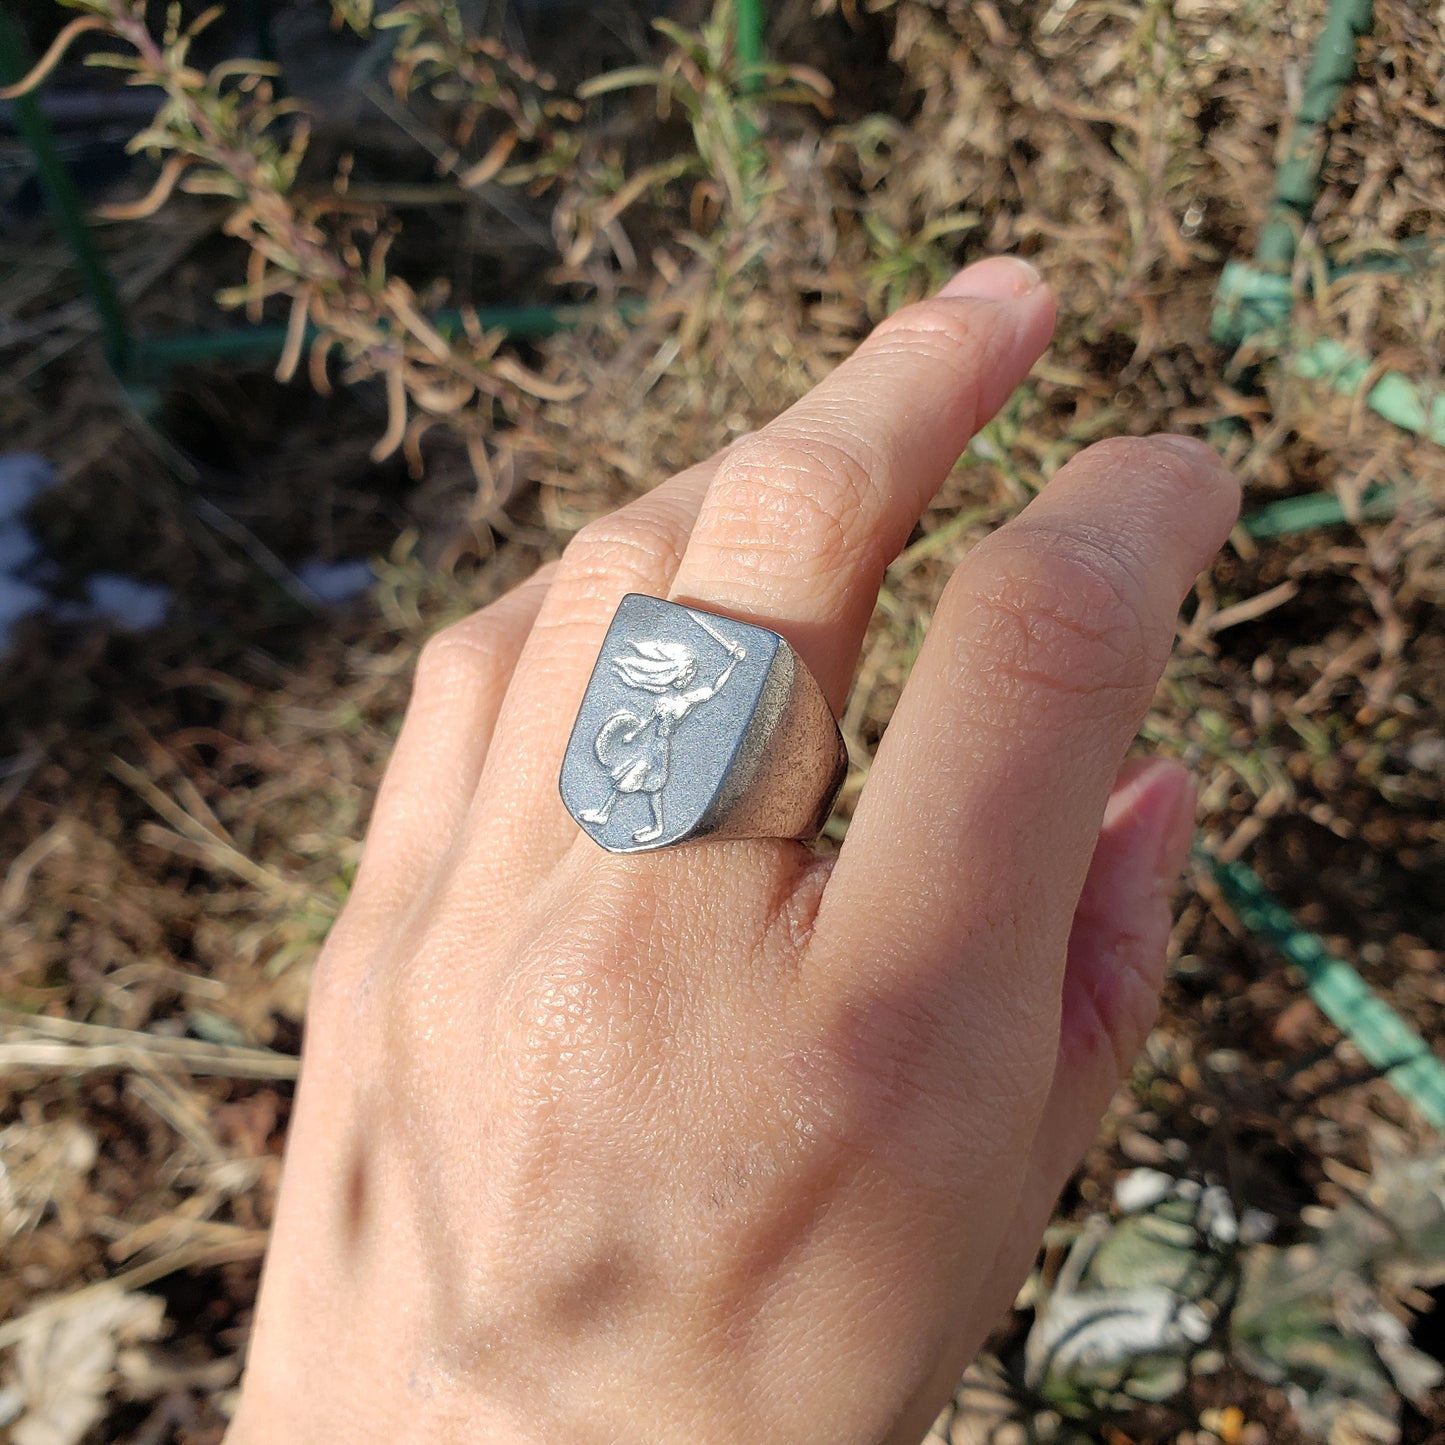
[559,594,847,853]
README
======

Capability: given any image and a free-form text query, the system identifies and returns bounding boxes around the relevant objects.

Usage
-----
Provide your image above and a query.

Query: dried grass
[1,0,1442,1440]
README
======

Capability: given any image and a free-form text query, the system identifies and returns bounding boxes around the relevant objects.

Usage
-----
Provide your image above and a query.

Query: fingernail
[1102,758,1197,887]
[1155,771,1198,886]
[1152,434,1220,464]
[938,256,1043,302]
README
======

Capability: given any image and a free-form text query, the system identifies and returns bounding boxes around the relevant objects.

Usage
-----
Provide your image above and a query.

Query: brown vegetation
[0,1,1441,1440]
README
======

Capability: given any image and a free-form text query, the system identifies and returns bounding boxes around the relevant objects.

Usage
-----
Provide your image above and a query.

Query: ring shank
[697,642,846,843]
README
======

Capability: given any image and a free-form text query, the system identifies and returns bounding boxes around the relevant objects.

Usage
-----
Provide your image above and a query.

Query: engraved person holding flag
[579,610,746,843]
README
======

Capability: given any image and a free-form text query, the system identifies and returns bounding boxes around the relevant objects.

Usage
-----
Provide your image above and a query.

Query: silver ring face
[560,594,846,853]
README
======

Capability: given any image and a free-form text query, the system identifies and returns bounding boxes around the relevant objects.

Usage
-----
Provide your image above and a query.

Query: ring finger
[470,450,730,879]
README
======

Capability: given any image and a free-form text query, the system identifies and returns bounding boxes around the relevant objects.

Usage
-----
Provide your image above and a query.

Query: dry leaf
[3,1289,165,1445]
[0,1120,97,1240]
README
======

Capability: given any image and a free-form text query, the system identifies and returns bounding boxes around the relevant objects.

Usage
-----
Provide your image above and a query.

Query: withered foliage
[1,0,604,489]
[0,1,1442,1441]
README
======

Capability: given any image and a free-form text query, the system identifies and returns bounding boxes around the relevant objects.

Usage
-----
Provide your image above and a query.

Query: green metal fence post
[0,5,132,372]
[1255,0,1375,272]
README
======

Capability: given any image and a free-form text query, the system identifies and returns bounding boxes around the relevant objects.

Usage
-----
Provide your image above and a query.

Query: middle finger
[667,256,1056,712]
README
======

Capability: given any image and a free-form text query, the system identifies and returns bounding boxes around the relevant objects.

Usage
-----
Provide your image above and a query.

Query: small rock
[1271,996,1318,1050]
[1238,1207,1276,1244]
[1118,1125,1169,1165]
[1197,1184,1239,1243]
[1406,733,1445,773]
[1200,1405,1244,1442]
[297,557,374,604]
[1114,1167,1174,1212]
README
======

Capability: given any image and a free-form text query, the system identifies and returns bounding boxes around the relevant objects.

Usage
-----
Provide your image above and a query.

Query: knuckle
[944,526,1160,707]
[303,923,382,1050]
[415,614,512,695]
[305,944,347,1018]
[867,296,989,364]
[561,508,686,583]
[703,430,882,576]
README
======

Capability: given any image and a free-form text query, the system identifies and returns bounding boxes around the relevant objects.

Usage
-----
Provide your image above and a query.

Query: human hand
[227,257,1239,1445]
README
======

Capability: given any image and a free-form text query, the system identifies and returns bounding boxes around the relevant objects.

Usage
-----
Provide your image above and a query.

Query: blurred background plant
[5,0,620,491]
[1,0,838,494]
[934,1140,1445,1445]
[0,0,1441,1441]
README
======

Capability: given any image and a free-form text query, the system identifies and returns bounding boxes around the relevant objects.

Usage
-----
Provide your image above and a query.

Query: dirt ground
[1,1,1442,1441]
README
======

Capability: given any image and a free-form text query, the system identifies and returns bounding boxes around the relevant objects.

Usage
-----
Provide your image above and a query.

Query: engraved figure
[579,616,746,843]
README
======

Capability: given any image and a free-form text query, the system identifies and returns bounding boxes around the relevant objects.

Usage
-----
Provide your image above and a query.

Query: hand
[227,257,1239,1445]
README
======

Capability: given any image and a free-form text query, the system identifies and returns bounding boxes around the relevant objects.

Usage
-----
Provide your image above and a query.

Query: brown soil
[1,1,1441,1441]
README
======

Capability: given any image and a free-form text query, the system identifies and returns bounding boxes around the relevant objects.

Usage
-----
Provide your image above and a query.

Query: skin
[227,256,1240,1445]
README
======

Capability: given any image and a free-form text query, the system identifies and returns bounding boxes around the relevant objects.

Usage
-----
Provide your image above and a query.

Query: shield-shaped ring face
[560,594,783,853]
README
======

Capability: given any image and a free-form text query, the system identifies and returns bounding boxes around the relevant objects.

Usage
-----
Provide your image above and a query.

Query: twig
[0,1010,299,1081]
[0,1233,269,1352]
